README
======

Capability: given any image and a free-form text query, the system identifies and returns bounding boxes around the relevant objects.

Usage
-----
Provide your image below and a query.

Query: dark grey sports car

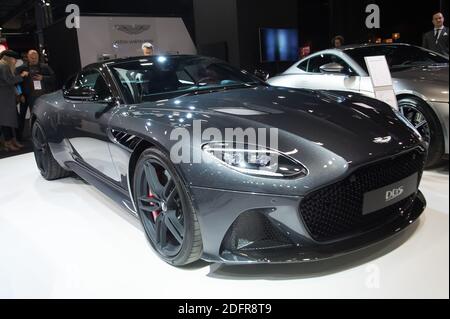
[32,55,427,266]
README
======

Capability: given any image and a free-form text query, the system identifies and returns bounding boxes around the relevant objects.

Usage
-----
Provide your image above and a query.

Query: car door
[300,53,361,93]
[61,68,121,182]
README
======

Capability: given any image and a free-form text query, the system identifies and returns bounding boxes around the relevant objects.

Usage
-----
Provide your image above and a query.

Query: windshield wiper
[182,83,260,96]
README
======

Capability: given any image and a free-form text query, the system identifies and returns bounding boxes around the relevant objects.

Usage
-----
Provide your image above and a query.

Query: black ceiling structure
[0,0,36,33]
[0,0,196,33]
[0,0,448,70]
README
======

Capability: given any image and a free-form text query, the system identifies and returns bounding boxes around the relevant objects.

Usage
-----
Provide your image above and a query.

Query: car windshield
[344,45,449,73]
[110,56,260,103]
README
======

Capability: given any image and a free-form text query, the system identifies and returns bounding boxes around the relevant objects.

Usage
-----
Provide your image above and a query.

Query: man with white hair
[142,42,154,56]
[15,49,55,141]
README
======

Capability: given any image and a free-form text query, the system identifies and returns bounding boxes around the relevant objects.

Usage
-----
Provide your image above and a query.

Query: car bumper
[191,186,426,265]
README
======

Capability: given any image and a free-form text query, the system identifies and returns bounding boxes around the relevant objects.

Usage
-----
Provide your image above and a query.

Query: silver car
[268,44,449,167]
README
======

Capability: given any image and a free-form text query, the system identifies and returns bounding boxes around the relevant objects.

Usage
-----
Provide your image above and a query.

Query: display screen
[259,28,299,62]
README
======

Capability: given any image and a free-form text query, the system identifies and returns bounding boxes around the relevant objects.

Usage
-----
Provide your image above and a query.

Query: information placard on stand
[364,55,398,110]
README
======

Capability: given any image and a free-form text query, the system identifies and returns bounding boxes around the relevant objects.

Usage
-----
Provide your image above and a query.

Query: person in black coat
[0,50,29,151]
[422,12,449,57]
[15,50,55,141]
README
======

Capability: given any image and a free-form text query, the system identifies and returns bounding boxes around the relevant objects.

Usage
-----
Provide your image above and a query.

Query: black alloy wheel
[133,148,203,266]
[32,121,70,180]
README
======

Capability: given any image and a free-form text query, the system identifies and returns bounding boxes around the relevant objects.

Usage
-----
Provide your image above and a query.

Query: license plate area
[363,173,419,215]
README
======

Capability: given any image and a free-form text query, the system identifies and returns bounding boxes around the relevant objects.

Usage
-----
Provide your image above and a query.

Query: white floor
[0,153,448,299]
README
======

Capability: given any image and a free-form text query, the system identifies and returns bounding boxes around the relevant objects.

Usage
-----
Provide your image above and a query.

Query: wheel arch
[127,137,190,202]
[128,139,161,199]
[30,114,37,128]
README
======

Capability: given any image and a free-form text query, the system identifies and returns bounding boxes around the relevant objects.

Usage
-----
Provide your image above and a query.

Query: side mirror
[63,74,77,91]
[319,62,345,74]
[64,87,97,101]
[254,69,270,81]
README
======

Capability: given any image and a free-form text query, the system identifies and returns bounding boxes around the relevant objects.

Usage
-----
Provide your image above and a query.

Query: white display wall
[77,16,197,67]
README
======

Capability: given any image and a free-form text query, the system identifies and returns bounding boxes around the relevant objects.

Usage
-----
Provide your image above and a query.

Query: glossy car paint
[268,44,449,154]
[32,56,427,264]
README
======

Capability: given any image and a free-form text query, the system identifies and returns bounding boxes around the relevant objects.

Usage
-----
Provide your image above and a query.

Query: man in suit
[422,12,449,57]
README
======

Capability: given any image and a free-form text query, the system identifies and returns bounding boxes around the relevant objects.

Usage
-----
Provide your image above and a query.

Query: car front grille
[299,149,426,242]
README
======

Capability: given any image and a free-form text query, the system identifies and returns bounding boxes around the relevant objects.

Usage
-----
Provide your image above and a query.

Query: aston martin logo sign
[115,24,151,35]
[373,136,392,144]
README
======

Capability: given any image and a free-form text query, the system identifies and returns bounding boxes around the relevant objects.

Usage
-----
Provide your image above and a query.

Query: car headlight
[202,142,308,178]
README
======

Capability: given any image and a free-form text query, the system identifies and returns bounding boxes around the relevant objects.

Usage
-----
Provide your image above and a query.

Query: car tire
[133,148,203,266]
[398,97,445,168]
[32,121,71,180]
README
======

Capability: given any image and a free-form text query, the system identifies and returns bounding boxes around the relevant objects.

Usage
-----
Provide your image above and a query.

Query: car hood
[129,86,422,169]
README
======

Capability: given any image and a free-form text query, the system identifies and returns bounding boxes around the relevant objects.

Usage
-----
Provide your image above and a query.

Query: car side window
[74,70,113,101]
[307,54,356,75]
[296,60,308,71]
[307,54,333,73]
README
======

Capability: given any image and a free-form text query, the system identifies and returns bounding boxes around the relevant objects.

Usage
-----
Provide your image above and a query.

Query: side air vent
[111,129,141,150]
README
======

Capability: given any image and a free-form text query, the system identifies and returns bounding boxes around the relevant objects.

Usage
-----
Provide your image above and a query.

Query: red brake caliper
[148,190,161,221]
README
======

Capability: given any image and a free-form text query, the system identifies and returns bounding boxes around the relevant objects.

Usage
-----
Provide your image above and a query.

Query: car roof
[299,43,420,58]
[337,42,417,51]
[299,43,425,61]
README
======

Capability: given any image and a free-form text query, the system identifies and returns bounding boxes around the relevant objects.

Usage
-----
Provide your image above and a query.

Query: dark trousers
[17,96,35,141]
[1,126,14,141]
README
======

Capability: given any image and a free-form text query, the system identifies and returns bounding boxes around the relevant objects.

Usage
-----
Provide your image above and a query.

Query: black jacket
[422,26,449,57]
[16,62,55,98]
[0,63,22,127]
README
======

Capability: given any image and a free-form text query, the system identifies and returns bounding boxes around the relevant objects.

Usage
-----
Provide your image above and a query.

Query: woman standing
[0,50,28,151]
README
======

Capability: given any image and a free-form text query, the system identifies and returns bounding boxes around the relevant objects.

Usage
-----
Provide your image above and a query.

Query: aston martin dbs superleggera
[32,55,427,266]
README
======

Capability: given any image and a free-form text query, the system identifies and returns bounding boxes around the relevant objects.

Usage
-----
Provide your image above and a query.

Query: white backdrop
[77,16,197,67]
